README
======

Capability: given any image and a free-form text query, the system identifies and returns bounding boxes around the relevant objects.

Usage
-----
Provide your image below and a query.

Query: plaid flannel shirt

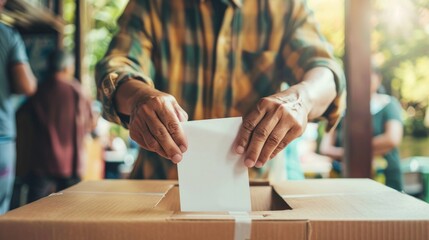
[96,0,346,179]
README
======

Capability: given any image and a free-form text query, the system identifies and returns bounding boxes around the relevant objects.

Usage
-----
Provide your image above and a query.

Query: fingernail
[255,162,263,168]
[244,159,255,168]
[179,145,187,153]
[236,146,245,154]
[172,154,182,163]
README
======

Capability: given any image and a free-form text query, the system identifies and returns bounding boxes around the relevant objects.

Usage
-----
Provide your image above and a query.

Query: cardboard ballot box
[1,179,429,240]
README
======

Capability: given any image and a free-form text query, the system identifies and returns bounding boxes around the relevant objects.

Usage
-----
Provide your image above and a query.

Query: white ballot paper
[178,117,251,212]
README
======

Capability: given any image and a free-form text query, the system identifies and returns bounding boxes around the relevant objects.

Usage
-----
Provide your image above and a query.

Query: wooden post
[74,0,84,82]
[54,0,63,48]
[344,0,372,177]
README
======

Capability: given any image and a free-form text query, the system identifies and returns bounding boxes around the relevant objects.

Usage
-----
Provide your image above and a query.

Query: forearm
[276,67,336,120]
[372,134,397,156]
[320,131,344,160]
[12,63,37,96]
[322,146,344,160]
[300,67,337,119]
[373,120,403,156]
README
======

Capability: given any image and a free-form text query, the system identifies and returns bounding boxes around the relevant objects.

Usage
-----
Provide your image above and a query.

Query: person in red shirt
[21,50,93,202]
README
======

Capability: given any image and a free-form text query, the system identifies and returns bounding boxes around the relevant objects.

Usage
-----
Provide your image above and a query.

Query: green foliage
[84,0,128,71]
[309,0,429,136]
[63,0,76,52]
[373,0,429,135]
[63,0,128,96]
[392,57,429,105]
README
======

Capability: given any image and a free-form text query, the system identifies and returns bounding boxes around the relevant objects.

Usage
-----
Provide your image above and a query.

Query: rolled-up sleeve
[280,0,346,130]
[95,0,156,128]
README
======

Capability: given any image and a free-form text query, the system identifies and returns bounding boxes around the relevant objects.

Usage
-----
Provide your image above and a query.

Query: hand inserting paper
[234,87,309,169]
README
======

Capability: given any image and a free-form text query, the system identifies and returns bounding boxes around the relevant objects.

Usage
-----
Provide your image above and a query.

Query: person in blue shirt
[320,69,404,191]
[0,0,37,214]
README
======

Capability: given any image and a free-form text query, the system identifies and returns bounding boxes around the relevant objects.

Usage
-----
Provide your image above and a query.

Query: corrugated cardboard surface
[1,179,428,240]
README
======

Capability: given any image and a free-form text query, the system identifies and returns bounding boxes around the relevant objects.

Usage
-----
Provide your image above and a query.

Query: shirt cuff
[98,71,153,129]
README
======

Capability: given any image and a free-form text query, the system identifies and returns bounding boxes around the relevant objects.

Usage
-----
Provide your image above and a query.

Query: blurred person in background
[0,0,37,214]
[320,68,404,191]
[20,50,93,202]
[96,0,346,179]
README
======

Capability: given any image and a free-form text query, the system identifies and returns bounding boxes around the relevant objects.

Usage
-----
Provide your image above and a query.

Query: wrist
[275,84,312,118]
[115,78,154,115]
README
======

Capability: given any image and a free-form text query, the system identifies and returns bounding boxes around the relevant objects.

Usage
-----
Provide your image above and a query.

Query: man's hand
[234,67,337,168]
[116,80,188,163]
[234,88,310,168]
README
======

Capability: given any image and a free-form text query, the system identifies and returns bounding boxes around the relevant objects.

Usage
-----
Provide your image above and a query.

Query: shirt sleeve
[280,0,346,130]
[9,29,29,64]
[95,0,156,128]
[384,97,403,123]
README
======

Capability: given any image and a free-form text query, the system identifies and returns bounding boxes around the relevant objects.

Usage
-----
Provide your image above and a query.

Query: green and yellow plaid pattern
[96,0,346,179]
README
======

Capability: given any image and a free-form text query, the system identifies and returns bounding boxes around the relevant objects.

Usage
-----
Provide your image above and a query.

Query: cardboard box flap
[1,180,177,222]
[2,193,172,221]
[63,180,175,194]
[270,192,429,220]
[266,180,429,221]
[273,179,395,197]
